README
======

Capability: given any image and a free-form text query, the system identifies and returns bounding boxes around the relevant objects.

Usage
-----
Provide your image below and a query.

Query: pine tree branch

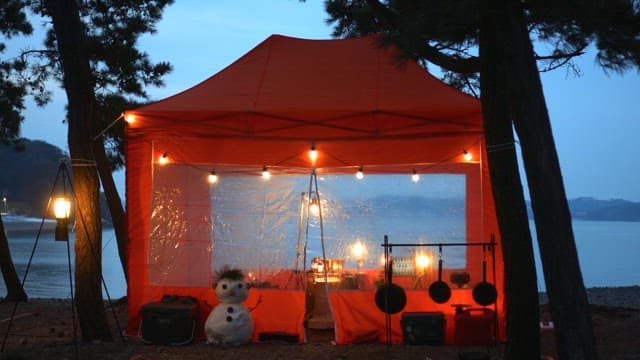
[535,46,587,72]
[365,0,480,74]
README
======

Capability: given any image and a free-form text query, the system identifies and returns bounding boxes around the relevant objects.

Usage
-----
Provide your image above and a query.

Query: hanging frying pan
[428,247,451,304]
[375,257,407,314]
[472,244,497,306]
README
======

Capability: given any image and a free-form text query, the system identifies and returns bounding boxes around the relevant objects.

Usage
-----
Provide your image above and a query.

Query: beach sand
[0,286,638,359]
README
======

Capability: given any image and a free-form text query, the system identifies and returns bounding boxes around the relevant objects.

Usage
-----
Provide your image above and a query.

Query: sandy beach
[0,286,638,359]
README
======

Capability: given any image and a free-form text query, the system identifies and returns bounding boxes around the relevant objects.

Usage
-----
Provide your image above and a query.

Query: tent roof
[125,35,484,172]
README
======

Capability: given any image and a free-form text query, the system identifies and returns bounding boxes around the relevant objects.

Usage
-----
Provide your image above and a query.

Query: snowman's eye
[237,283,243,289]
[222,284,227,290]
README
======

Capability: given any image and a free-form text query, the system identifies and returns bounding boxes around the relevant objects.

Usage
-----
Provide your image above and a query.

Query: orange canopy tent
[124,35,503,344]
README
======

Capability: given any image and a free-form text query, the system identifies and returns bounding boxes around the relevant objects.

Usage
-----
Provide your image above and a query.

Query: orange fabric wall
[330,289,502,344]
[125,137,152,335]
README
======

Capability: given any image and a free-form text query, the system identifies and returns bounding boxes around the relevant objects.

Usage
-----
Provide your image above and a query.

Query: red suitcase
[454,308,496,345]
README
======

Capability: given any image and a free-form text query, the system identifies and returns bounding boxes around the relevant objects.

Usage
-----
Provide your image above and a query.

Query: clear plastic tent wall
[148,164,468,290]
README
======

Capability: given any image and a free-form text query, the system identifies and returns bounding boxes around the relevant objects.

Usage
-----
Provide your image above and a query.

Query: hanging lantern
[351,241,366,272]
[53,197,71,241]
[309,195,320,216]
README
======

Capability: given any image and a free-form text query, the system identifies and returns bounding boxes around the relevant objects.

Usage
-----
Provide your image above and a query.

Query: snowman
[204,266,254,346]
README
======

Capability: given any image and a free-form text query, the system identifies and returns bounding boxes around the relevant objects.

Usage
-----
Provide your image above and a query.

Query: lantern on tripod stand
[53,197,71,241]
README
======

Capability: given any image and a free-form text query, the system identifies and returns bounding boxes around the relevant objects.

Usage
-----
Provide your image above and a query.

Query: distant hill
[525,197,640,222]
[568,197,640,222]
[1,139,112,223]
[369,195,640,222]
[1,139,66,216]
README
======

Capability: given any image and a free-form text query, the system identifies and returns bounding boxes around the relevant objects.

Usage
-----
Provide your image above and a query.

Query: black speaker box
[401,311,445,345]
[140,296,198,345]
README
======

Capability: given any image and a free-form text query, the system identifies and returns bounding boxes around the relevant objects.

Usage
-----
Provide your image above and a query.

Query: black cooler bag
[140,296,198,345]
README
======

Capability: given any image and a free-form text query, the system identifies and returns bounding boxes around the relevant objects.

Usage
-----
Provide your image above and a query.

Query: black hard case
[400,311,446,345]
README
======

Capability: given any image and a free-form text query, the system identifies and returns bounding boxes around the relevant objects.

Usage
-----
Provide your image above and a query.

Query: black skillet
[428,247,451,304]
[472,244,497,306]
[375,258,407,314]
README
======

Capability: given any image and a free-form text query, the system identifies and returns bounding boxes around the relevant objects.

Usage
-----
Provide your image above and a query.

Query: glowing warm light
[355,166,364,180]
[53,197,71,220]
[415,253,431,270]
[311,257,324,273]
[158,152,169,165]
[308,144,318,163]
[309,196,320,216]
[379,254,388,267]
[207,170,218,184]
[53,197,71,241]
[261,166,271,180]
[331,261,342,272]
[352,242,365,259]
[123,113,135,124]
[411,169,420,183]
[463,150,472,161]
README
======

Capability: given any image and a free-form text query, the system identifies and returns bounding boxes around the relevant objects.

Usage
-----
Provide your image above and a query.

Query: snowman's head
[214,266,249,303]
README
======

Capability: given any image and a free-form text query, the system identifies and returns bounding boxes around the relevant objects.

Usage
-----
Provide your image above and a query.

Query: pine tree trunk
[93,141,127,282]
[479,3,540,358]
[44,0,111,341]
[499,2,597,359]
[0,214,28,301]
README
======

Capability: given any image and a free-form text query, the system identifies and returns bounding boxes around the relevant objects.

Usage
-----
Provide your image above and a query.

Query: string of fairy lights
[124,112,479,185]
[154,143,478,185]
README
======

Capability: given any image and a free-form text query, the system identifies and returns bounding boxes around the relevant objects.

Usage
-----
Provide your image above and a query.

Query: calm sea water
[0,220,638,298]
[0,227,126,299]
[532,220,640,291]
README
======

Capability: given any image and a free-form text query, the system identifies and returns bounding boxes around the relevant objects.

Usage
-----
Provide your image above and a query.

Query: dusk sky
[16,1,640,201]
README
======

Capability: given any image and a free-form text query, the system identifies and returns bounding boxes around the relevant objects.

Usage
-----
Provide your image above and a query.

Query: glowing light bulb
[356,166,364,180]
[158,152,168,165]
[261,166,271,180]
[207,170,218,184]
[411,169,420,183]
[309,144,318,163]
[124,113,135,124]
[463,150,472,161]
[309,196,320,216]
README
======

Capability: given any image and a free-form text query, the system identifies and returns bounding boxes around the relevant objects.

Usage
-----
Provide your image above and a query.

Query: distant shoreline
[2,215,113,236]
[2,215,56,235]
[540,286,640,309]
